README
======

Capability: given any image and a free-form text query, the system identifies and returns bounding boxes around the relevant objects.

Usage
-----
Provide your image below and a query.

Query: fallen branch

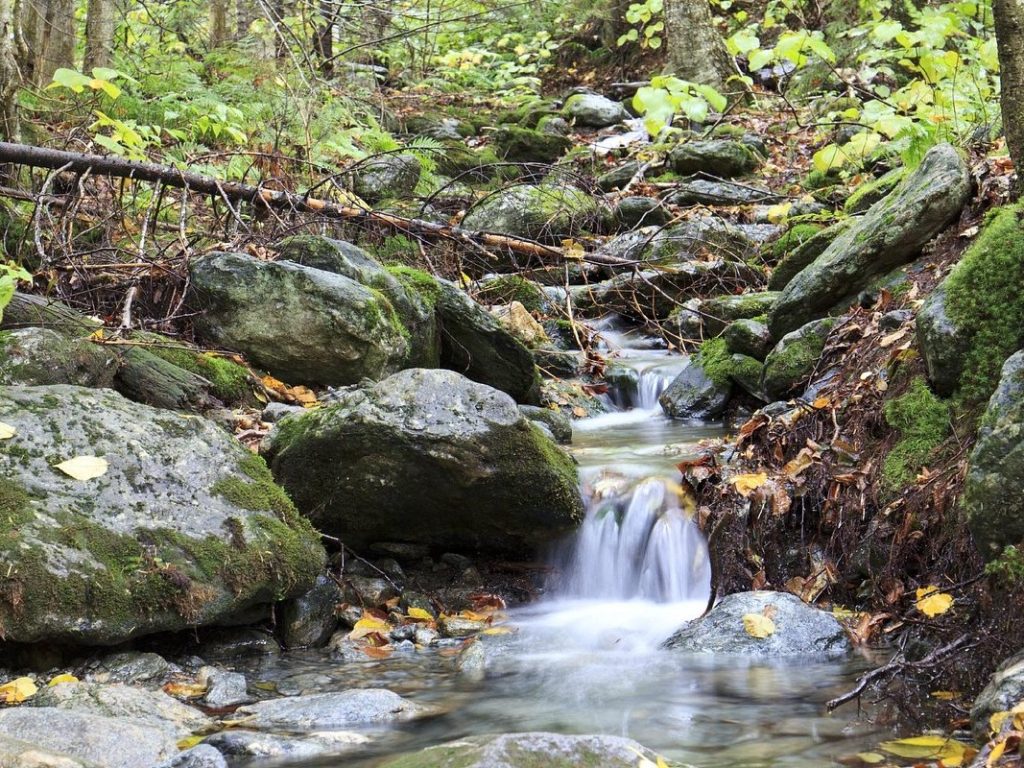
[0,141,630,268]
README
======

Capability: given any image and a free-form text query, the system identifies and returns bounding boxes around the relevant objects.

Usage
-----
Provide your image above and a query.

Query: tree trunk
[209,0,229,47]
[663,0,737,93]
[313,0,335,75]
[33,0,76,86]
[83,0,116,71]
[994,0,1024,192]
[235,0,256,39]
[0,0,20,143]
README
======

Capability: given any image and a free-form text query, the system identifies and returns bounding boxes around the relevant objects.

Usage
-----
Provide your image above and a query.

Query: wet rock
[202,670,251,708]
[645,217,756,265]
[266,369,583,557]
[204,730,369,760]
[669,140,760,178]
[489,302,548,347]
[377,732,664,768]
[664,591,850,657]
[194,629,282,661]
[279,575,344,649]
[723,319,772,360]
[769,144,971,337]
[0,709,178,768]
[761,318,836,400]
[351,154,421,203]
[155,745,227,768]
[767,219,853,291]
[683,292,780,339]
[189,252,410,386]
[0,734,98,767]
[970,648,1024,741]
[670,179,778,206]
[562,93,627,128]
[916,284,969,397]
[596,161,643,192]
[28,682,210,740]
[92,652,171,685]
[491,126,572,165]
[230,689,431,731]
[343,575,398,606]
[518,405,572,444]
[0,385,324,645]
[439,616,488,638]
[415,627,439,646]
[612,196,669,230]
[457,642,487,681]
[532,346,583,379]
[0,328,118,388]
[659,359,732,420]
[964,352,1024,559]
[461,183,599,243]
[261,402,304,423]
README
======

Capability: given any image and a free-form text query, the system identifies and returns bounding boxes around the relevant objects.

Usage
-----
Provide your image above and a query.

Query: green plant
[617,0,665,50]
[985,545,1024,585]
[882,377,951,490]
[0,262,32,324]
[633,76,728,136]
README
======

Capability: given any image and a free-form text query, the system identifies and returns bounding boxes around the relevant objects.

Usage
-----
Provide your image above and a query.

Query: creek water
[237,319,891,767]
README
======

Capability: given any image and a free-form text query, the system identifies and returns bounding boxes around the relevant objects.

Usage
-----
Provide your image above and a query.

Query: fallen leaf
[406,607,434,622]
[915,586,954,617]
[361,645,393,659]
[930,690,959,701]
[349,616,392,640]
[811,396,831,409]
[177,736,205,750]
[879,328,908,347]
[732,472,768,497]
[782,448,816,478]
[986,738,1007,766]
[54,456,108,480]
[572,406,587,418]
[854,753,885,765]
[162,681,207,698]
[742,612,775,639]
[482,626,514,636]
[47,673,79,686]
[0,422,15,440]
[0,677,37,703]
[990,710,1011,735]
[879,734,971,765]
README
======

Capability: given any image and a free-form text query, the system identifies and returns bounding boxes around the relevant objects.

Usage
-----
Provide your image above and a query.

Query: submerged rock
[376,732,664,768]
[203,729,369,760]
[963,351,1024,559]
[0,385,325,645]
[769,144,971,337]
[189,252,410,386]
[229,689,430,731]
[663,591,849,657]
[266,369,583,556]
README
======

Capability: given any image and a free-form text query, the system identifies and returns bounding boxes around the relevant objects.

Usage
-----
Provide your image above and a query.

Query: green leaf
[748,48,774,70]
[50,68,92,93]
[92,134,126,155]
[90,66,120,81]
[812,144,848,173]
[90,79,121,99]
[694,84,727,113]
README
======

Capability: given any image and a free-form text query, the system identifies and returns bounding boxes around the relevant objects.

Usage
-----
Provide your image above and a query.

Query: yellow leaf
[349,616,391,640]
[915,586,954,617]
[47,673,79,686]
[0,677,38,703]
[767,202,793,223]
[177,736,204,750]
[54,456,109,480]
[732,472,768,497]
[880,734,969,764]
[406,607,433,621]
[855,753,885,765]
[930,690,959,701]
[987,739,1007,767]
[482,626,514,636]
[162,681,207,698]
[742,612,776,639]
[990,710,1010,735]
[0,422,15,440]
[89,328,105,341]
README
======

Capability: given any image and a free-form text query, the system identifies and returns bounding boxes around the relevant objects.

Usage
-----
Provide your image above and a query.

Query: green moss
[213,453,300,523]
[944,203,1024,404]
[475,275,545,312]
[367,287,411,342]
[0,480,35,527]
[985,545,1024,586]
[386,265,443,308]
[770,223,825,263]
[695,337,733,388]
[882,377,951,490]
[147,343,253,404]
[844,167,907,214]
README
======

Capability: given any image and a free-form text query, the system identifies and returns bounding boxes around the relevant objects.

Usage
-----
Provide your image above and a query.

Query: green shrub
[882,377,951,490]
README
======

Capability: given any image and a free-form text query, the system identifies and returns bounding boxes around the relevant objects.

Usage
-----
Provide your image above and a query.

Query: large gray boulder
[0,733,101,767]
[663,591,850,657]
[769,144,971,337]
[229,689,431,731]
[377,733,663,768]
[0,709,178,768]
[562,93,628,128]
[669,140,760,178]
[673,291,779,340]
[659,359,732,420]
[265,369,583,556]
[189,252,410,386]
[0,328,118,388]
[963,351,1024,559]
[351,154,421,203]
[644,216,756,265]
[970,649,1024,741]
[0,385,325,644]
[460,184,599,243]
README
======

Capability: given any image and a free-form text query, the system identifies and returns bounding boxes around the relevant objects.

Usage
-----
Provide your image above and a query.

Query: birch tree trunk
[663,0,737,92]
[0,0,20,142]
[994,0,1024,190]
[83,0,115,70]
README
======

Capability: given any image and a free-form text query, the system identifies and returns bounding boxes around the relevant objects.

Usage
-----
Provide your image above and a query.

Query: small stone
[155,744,228,768]
[229,690,432,731]
[93,651,171,685]
[279,575,344,649]
[194,629,281,661]
[203,671,252,708]
[439,616,487,638]
[414,627,439,647]
[456,642,487,682]
[562,93,628,128]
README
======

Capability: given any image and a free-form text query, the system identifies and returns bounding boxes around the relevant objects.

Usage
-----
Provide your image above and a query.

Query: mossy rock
[668,140,760,178]
[561,93,628,128]
[460,183,599,245]
[844,166,908,214]
[136,334,254,406]
[265,369,583,557]
[474,275,547,313]
[659,343,734,420]
[0,385,325,645]
[0,328,118,388]
[644,217,756,265]
[491,126,572,165]
[767,219,852,291]
[881,376,950,492]
[350,154,422,204]
[761,317,837,399]
[698,292,781,337]
[723,318,772,360]
[435,143,501,182]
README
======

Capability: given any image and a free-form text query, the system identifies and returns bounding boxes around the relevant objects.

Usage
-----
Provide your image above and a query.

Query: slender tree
[33,0,76,85]
[0,0,20,142]
[994,0,1024,189]
[210,0,229,47]
[235,0,257,39]
[313,0,336,75]
[83,0,116,70]
[663,0,737,92]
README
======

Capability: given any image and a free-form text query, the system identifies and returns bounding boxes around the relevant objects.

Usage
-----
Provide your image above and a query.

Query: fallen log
[0,141,631,268]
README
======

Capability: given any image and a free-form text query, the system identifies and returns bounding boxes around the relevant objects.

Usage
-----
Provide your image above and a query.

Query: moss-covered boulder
[844,166,907,214]
[189,252,411,386]
[963,351,1024,560]
[474,275,547,312]
[265,369,583,556]
[674,292,780,340]
[645,216,755,265]
[761,318,836,400]
[612,196,670,230]
[0,385,325,645]
[492,126,572,165]
[562,93,628,128]
[350,154,421,204]
[435,143,500,182]
[723,318,772,360]
[659,355,732,420]
[275,236,440,368]
[377,733,663,768]
[769,144,970,338]
[139,337,255,407]
[767,219,852,291]
[461,183,599,244]
[668,140,761,178]
[0,328,118,387]
[670,179,778,206]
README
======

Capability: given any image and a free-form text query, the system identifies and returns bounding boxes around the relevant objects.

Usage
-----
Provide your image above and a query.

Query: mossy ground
[695,338,762,390]
[944,203,1024,404]
[474,275,545,313]
[882,376,951,490]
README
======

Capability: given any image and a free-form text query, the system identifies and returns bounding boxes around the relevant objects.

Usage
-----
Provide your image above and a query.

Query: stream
[226,318,891,767]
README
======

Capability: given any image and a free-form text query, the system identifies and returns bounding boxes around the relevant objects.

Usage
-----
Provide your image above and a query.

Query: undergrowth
[882,376,951,491]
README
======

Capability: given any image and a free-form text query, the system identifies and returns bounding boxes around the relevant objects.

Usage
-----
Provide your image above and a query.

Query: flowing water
[240,318,892,767]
